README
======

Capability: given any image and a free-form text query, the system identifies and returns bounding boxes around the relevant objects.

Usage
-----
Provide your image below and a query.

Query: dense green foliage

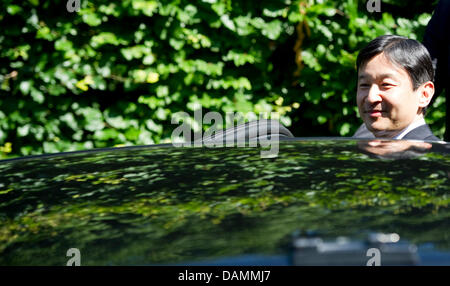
[0,140,449,265]
[0,0,445,159]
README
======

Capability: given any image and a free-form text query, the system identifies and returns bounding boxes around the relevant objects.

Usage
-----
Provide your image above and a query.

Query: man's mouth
[365,109,385,117]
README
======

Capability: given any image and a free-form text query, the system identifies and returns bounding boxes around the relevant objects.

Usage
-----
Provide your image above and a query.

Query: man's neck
[393,116,426,140]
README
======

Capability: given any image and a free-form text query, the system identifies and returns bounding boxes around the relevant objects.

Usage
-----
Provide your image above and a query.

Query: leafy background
[0,0,445,159]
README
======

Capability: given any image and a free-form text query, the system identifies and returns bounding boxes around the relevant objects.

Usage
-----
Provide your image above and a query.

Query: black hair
[356,35,434,114]
[356,35,434,91]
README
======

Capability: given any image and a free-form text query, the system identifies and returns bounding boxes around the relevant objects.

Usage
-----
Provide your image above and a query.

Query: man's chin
[365,123,382,134]
[367,127,398,138]
[365,123,394,138]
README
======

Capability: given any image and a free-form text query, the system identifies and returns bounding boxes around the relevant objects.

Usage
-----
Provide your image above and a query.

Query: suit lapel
[402,124,439,141]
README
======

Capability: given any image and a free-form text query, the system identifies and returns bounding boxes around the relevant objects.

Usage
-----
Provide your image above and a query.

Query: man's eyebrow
[358,73,399,80]
[358,74,369,80]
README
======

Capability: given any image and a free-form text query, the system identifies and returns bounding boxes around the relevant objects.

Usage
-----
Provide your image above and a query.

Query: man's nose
[367,85,382,103]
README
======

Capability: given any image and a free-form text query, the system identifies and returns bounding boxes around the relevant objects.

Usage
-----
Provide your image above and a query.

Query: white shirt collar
[393,117,426,139]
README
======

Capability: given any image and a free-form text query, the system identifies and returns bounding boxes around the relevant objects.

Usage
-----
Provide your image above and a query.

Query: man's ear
[418,81,435,109]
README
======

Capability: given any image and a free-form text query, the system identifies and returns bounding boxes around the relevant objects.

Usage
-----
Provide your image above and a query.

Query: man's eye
[359,83,369,87]
[382,83,393,87]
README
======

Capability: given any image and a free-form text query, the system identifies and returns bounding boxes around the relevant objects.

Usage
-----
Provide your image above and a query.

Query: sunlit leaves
[76,107,104,132]
[90,32,127,48]
[132,0,158,17]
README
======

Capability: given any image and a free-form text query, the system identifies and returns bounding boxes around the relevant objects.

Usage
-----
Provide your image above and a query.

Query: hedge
[0,0,444,159]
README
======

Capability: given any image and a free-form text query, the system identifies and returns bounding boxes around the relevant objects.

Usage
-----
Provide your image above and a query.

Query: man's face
[357,53,422,138]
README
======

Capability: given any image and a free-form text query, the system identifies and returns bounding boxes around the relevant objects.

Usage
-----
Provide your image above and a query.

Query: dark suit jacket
[402,124,440,141]
[353,123,440,141]
[423,0,450,141]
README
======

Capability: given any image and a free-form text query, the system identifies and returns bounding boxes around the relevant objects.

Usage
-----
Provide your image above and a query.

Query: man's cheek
[356,102,364,116]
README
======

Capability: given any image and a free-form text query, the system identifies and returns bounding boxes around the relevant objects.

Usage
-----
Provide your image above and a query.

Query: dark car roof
[0,138,449,265]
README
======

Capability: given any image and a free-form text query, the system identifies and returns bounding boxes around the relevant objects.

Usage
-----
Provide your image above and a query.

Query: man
[354,35,440,141]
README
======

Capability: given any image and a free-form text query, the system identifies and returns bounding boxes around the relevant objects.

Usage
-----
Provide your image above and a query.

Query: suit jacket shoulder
[402,124,440,141]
